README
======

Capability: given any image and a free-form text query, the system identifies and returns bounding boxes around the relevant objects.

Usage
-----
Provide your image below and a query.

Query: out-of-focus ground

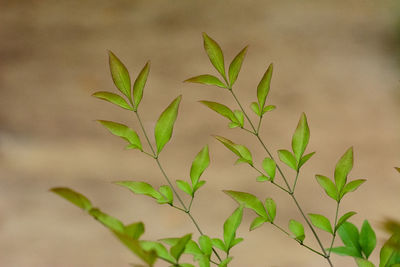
[0,0,399,266]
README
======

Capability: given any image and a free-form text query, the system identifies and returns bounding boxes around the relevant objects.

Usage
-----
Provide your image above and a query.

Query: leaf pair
[278,113,314,172]
[51,188,156,266]
[94,52,149,111]
[257,157,276,182]
[329,221,376,260]
[115,181,174,205]
[251,63,275,117]
[158,234,214,267]
[185,33,248,89]
[177,145,210,197]
[224,190,277,231]
[215,136,253,165]
[200,101,244,129]
[212,206,244,255]
[315,147,366,202]
[308,211,356,236]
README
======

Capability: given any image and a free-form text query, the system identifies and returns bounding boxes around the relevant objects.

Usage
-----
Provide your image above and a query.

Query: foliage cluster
[52,33,400,267]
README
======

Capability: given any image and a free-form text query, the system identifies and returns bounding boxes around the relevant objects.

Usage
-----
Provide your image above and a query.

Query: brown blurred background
[1,0,399,266]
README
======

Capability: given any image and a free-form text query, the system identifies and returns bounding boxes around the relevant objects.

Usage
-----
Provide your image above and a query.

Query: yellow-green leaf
[108,51,131,99]
[92,91,133,110]
[98,120,142,150]
[228,46,248,87]
[202,33,226,80]
[154,95,182,154]
[185,75,227,88]
[133,61,150,110]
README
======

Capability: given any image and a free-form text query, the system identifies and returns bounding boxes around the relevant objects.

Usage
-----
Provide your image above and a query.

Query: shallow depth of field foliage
[51,33,400,267]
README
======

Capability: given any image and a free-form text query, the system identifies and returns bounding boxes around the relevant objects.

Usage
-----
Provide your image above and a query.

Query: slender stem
[256,116,262,134]
[271,222,325,257]
[171,204,187,213]
[249,164,290,194]
[231,90,257,132]
[135,111,156,156]
[271,222,291,236]
[133,110,222,263]
[155,158,187,209]
[291,194,333,266]
[188,197,194,212]
[228,90,334,266]
[328,202,340,257]
[241,127,255,134]
[292,171,300,192]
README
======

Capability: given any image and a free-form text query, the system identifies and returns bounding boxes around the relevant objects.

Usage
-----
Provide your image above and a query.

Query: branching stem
[228,89,333,267]
[133,110,222,263]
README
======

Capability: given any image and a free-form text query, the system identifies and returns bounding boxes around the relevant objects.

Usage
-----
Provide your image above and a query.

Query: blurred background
[1,0,399,266]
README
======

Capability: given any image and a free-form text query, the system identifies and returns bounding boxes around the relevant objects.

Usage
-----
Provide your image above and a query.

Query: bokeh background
[1,0,399,266]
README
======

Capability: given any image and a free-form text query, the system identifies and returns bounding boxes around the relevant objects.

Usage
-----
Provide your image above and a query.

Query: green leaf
[264,198,276,223]
[298,152,316,169]
[140,241,175,263]
[278,149,297,171]
[215,136,253,165]
[257,63,273,110]
[355,258,375,267]
[199,235,212,257]
[185,75,226,88]
[190,145,210,186]
[211,238,226,251]
[233,110,244,127]
[108,51,131,99]
[289,219,305,242]
[170,234,192,261]
[315,175,338,201]
[133,61,150,110]
[329,246,362,258]
[223,206,243,250]
[98,120,142,150]
[184,240,203,261]
[228,46,248,87]
[380,234,400,267]
[89,208,125,233]
[396,167,400,173]
[262,105,276,115]
[228,122,240,129]
[176,180,192,196]
[115,181,162,200]
[114,232,157,266]
[224,190,267,218]
[360,220,376,259]
[218,257,233,267]
[193,180,206,193]
[180,263,195,267]
[256,175,270,182]
[336,211,357,231]
[308,213,333,234]
[341,179,366,199]
[92,91,133,110]
[334,147,354,192]
[291,113,310,163]
[262,158,276,181]
[51,187,92,211]
[125,222,145,239]
[250,102,261,116]
[199,101,237,123]
[202,33,226,80]
[159,185,173,204]
[230,237,243,247]
[337,222,361,253]
[154,95,182,154]
[250,216,268,231]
